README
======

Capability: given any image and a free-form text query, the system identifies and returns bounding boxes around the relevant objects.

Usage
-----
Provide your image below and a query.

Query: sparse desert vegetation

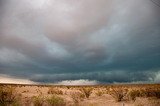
[47,95,66,106]
[32,95,45,106]
[48,87,63,95]
[0,84,160,106]
[107,87,128,102]
[0,85,21,106]
[80,87,93,98]
[71,91,85,105]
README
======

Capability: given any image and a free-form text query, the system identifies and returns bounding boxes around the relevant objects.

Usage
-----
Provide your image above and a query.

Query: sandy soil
[0,84,160,106]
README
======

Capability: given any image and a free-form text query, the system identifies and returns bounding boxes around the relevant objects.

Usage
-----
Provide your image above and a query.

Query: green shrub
[32,95,45,106]
[47,95,66,106]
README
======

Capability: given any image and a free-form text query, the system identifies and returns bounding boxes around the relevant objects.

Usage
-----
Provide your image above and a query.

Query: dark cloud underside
[0,0,160,84]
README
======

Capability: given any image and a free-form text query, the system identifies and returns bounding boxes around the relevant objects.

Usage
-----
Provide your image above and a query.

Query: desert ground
[0,84,160,106]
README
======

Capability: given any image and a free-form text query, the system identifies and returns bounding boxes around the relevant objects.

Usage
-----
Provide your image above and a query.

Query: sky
[0,0,160,85]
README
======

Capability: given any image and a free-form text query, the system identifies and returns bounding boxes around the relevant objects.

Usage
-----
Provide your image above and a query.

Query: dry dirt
[0,84,160,106]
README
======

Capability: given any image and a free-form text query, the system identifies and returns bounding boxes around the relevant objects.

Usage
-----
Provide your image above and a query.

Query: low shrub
[127,89,160,101]
[47,95,66,106]
[32,95,45,106]
[108,88,128,102]
[0,86,20,106]
[127,89,141,101]
[48,88,63,95]
[95,90,104,96]
[66,86,71,89]
[80,87,93,98]
[142,89,160,98]
[71,92,85,104]
[24,97,32,106]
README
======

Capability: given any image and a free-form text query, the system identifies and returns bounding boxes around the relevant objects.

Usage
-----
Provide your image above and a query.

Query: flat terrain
[0,84,160,106]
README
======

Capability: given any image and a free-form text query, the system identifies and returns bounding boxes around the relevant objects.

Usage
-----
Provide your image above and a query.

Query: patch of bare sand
[79,94,133,106]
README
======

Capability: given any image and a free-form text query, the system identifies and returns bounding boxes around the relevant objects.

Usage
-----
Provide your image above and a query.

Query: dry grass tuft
[95,90,104,97]
[48,87,63,95]
[108,87,128,102]
[32,95,45,106]
[127,88,160,101]
[71,92,85,105]
[47,95,66,106]
[0,86,20,106]
[80,87,93,98]
[127,89,141,101]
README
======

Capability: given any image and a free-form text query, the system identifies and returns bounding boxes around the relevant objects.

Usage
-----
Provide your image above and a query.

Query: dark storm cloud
[29,70,156,83]
[0,0,160,84]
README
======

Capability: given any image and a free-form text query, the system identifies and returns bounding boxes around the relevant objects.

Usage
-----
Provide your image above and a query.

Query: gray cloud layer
[0,0,160,83]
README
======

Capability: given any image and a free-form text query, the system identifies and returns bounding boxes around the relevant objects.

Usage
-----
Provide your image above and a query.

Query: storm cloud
[0,0,160,84]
